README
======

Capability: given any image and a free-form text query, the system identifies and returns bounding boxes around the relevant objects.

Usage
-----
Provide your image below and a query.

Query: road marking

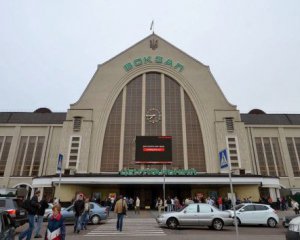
[84,218,166,237]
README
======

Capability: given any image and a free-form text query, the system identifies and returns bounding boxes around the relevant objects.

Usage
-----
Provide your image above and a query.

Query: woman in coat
[45,204,65,240]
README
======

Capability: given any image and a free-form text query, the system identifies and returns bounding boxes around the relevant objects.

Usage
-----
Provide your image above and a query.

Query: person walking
[19,190,41,240]
[73,194,85,234]
[135,196,140,214]
[45,204,65,240]
[81,198,90,230]
[34,194,49,238]
[114,195,128,232]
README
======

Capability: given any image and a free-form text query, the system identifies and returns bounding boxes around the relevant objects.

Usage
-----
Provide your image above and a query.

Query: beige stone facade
[1,34,299,205]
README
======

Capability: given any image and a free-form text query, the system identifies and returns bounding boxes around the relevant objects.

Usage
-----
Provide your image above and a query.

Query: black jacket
[28,195,40,215]
[37,199,49,216]
[74,200,84,217]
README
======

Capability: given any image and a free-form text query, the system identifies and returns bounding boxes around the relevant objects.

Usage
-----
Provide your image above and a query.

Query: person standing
[217,196,223,211]
[73,194,85,234]
[34,194,49,238]
[135,196,140,214]
[114,195,127,232]
[45,204,65,240]
[19,190,41,240]
[81,198,90,230]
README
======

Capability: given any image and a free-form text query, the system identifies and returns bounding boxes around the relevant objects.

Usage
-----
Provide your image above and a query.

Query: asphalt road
[16,211,289,240]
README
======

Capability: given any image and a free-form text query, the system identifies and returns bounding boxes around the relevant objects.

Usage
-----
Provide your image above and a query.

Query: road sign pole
[57,154,63,202]
[229,163,239,240]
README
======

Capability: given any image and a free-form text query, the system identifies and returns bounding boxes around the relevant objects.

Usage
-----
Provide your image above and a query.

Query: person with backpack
[73,194,84,234]
[19,190,41,240]
[34,194,49,238]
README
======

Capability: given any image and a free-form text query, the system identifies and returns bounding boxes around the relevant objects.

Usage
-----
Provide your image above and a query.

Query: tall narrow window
[225,118,234,132]
[286,137,300,177]
[227,137,240,169]
[67,136,81,168]
[73,117,82,132]
[272,138,286,176]
[255,137,268,175]
[0,136,12,176]
[12,136,45,177]
[263,138,276,176]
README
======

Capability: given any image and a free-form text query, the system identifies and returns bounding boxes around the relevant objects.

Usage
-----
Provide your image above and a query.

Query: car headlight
[289,224,300,232]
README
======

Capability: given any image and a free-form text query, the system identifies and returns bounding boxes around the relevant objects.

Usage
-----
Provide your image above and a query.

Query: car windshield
[231,204,245,210]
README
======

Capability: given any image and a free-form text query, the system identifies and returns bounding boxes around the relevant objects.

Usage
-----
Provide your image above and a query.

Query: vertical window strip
[225,118,234,132]
[226,137,240,169]
[101,91,123,171]
[13,136,27,176]
[0,136,12,176]
[263,138,276,176]
[286,138,300,177]
[22,137,36,177]
[68,136,81,168]
[73,117,82,132]
[122,77,142,169]
[31,137,45,176]
[271,138,286,176]
[185,92,206,172]
[165,76,183,169]
[255,138,268,175]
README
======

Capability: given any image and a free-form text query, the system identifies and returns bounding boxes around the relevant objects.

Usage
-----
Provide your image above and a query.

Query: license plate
[20,212,25,216]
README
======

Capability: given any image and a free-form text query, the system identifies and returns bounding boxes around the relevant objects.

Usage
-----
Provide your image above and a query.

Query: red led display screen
[135,136,172,164]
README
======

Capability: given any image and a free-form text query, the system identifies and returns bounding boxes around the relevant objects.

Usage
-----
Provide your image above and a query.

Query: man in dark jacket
[19,190,41,240]
[73,194,84,234]
[34,194,49,238]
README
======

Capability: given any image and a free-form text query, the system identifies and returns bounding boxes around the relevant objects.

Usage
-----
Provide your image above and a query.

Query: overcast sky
[0,0,299,113]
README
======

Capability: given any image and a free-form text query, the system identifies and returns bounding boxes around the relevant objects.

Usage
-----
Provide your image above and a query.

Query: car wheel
[212,219,224,231]
[267,217,277,228]
[167,217,178,229]
[91,215,100,225]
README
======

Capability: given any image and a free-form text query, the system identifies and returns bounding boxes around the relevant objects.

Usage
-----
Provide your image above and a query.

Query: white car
[286,216,300,240]
[156,203,233,230]
[227,203,279,228]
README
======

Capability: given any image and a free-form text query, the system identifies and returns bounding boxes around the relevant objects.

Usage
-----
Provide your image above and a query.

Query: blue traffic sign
[57,154,63,172]
[219,149,229,169]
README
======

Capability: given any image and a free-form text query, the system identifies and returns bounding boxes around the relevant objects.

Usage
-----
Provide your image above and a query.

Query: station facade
[1,34,299,207]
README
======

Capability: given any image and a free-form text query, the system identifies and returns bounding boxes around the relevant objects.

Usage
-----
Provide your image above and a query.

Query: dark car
[0,210,16,240]
[0,197,27,227]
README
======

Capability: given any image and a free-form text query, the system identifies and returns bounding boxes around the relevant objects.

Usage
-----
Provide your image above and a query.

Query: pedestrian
[135,196,140,214]
[114,195,127,232]
[73,194,85,234]
[292,200,299,214]
[217,196,223,211]
[81,197,90,230]
[34,194,49,238]
[19,190,41,240]
[45,204,65,240]
[156,197,163,215]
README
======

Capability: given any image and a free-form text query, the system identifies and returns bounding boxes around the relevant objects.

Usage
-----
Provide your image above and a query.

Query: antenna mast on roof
[150,20,154,34]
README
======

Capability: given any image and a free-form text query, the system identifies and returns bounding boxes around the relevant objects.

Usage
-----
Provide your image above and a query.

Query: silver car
[156,203,233,230]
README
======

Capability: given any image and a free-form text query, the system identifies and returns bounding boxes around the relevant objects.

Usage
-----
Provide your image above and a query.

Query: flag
[150,20,154,31]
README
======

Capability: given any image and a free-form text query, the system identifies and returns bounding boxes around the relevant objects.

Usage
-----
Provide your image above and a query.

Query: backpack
[22,199,31,211]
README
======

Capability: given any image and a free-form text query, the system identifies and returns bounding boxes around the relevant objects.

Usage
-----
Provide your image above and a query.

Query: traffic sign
[57,154,63,173]
[219,149,229,169]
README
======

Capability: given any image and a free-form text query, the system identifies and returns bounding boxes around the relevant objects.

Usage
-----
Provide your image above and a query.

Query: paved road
[16,210,291,240]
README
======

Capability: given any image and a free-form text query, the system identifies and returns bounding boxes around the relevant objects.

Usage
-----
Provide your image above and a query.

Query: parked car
[286,216,300,240]
[283,215,299,228]
[156,203,233,230]
[0,197,27,227]
[0,210,16,239]
[59,202,107,225]
[227,203,279,228]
